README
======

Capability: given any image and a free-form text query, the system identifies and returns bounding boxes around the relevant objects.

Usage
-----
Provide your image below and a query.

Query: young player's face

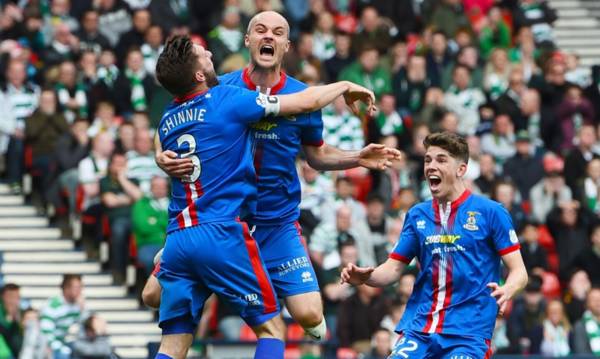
[245,12,290,69]
[424,146,467,200]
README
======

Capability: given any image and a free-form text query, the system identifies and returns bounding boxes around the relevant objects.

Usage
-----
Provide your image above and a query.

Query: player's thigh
[156,229,211,332]
[198,221,280,329]
[141,273,161,309]
[389,330,432,359]
[285,291,323,327]
[440,335,492,359]
[253,221,320,298]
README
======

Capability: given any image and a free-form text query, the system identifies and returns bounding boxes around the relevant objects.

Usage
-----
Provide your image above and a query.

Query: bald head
[247,11,290,38]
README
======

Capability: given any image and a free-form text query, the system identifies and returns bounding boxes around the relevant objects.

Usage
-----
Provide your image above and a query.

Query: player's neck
[247,63,282,90]
[434,182,468,204]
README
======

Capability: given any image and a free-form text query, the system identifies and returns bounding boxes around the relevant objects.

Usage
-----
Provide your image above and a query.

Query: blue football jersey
[391,191,521,339]
[219,69,324,224]
[158,85,270,233]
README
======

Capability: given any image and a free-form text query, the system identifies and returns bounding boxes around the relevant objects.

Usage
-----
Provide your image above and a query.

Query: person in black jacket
[112,47,156,116]
[51,118,90,217]
[518,220,548,274]
[503,130,545,201]
[115,9,151,66]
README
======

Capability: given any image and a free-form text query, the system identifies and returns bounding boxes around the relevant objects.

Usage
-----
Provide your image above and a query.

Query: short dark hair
[156,35,199,97]
[1,283,20,295]
[61,274,82,289]
[423,132,469,164]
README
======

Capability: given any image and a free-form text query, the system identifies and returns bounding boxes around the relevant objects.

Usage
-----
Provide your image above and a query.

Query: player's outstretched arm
[304,143,403,171]
[488,250,528,316]
[340,258,405,287]
[277,81,376,116]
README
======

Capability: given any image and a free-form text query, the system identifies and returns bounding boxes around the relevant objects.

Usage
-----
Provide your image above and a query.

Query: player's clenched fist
[343,82,377,117]
[156,149,194,178]
[340,263,375,286]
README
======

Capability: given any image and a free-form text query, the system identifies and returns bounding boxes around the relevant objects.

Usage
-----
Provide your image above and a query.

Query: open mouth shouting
[428,174,442,193]
[259,44,275,59]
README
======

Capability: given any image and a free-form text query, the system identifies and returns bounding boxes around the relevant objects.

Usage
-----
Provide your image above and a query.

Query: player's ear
[194,70,205,84]
[456,161,468,177]
[284,39,290,53]
[244,34,250,48]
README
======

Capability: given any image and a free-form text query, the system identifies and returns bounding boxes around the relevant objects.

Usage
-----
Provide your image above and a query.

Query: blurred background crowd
[0,0,600,358]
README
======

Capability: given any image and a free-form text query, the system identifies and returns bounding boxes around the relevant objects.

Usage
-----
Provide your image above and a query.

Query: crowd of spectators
[0,0,600,357]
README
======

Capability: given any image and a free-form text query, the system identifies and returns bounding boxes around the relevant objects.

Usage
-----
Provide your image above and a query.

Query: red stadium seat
[284,347,301,359]
[286,323,305,341]
[336,348,358,359]
[239,324,257,341]
[541,271,561,299]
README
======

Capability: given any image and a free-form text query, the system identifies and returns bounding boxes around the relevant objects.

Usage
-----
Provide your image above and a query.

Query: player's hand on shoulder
[156,150,194,178]
[343,82,377,117]
[341,263,375,286]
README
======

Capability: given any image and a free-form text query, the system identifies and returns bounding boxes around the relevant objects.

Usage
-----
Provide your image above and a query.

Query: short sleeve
[219,86,267,124]
[301,110,324,147]
[490,204,521,256]
[390,210,419,264]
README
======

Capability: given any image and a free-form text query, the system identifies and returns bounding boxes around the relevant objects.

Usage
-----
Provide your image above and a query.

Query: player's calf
[286,292,326,340]
[155,333,193,359]
[251,315,286,359]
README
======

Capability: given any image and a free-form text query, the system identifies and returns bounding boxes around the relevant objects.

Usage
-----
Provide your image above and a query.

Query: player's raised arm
[304,143,403,171]
[340,258,405,287]
[276,81,376,116]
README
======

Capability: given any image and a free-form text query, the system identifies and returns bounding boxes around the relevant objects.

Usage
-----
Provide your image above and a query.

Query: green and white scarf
[55,82,88,123]
[583,310,600,355]
[125,69,147,111]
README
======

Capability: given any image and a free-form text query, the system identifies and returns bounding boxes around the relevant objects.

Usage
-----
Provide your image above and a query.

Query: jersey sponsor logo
[509,229,519,244]
[425,234,461,245]
[416,220,426,230]
[251,120,278,131]
[463,211,480,231]
[301,271,314,283]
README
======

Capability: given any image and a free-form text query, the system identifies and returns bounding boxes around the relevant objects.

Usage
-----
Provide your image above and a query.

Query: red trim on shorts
[389,253,411,264]
[152,262,160,276]
[422,256,440,333]
[484,339,492,359]
[498,243,521,256]
[436,257,453,333]
[240,222,277,313]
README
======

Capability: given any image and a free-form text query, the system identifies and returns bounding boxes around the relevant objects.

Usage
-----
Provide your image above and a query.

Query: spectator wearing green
[338,45,391,100]
[479,6,512,59]
[0,284,23,358]
[40,274,87,359]
[429,0,472,38]
[132,175,169,276]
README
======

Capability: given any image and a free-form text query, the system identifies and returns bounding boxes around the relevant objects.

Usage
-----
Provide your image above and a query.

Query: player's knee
[296,305,323,328]
[253,315,286,340]
[142,276,162,309]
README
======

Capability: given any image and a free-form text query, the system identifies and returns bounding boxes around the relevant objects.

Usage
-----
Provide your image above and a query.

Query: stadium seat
[336,347,358,359]
[239,324,257,341]
[541,271,561,299]
[284,347,301,359]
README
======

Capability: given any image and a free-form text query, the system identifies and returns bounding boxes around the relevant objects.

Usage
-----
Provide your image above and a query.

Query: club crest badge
[463,211,480,231]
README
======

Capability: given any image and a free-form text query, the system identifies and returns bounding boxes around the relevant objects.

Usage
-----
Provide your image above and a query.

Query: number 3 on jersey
[177,134,201,183]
